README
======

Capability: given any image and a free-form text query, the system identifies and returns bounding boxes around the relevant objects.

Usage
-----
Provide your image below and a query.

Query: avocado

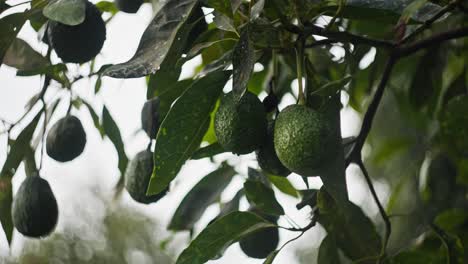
[115,0,143,13]
[214,91,267,154]
[274,104,338,176]
[47,1,106,63]
[141,98,160,139]
[256,121,290,177]
[125,149,168,204]
[12,175,59,238]
[46,115,87,162]
[239,209,279,259]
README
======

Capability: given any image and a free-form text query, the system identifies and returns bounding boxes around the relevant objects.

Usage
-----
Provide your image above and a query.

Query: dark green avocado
[256,121,290,177]
[46,115,87,162]
[115,0,143,13]
[47,1,106,63]
[125,149,168,204]
[12,175,59,238]
[214,91,267,155]
[141,97,160,139]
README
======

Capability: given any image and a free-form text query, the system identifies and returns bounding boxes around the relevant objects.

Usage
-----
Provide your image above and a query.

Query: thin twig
[357,161,391,264]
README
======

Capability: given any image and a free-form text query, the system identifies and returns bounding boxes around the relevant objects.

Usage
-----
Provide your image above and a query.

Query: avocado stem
[295,38,306,105]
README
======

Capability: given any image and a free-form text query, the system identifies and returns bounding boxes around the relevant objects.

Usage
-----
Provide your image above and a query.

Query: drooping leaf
[318,235,341,264]
[0,12,28,66]
[0,110,43,179]
[169,164,236,230]
[267,174,298,198]
[148,71,231,195]
[3,38,49,71]
[191,142,226,160]
[317,188,382,261]
[0,177,13,245]
[217,189,243,218]
[104,0,199,78]
[43,0,86,26]
[82,100,104,138]
[102,106,128,175]
[232,26,255,101]
[176,211,276,264]
[17,63,69,87]
[244,179,284,216]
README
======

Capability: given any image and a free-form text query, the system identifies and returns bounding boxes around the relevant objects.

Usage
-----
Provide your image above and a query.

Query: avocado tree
[1,0,468,263]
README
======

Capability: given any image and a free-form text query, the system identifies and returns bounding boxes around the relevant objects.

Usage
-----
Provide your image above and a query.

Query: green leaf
[435,209,468,233]
[267,174,298,198]
[43,0,86,26]
[263,250,280,264]
[213,11,237,33]
[3,38,49,71]
[148,71,231,195]
[1,110,43,179]
[95,0,118,15]
[191,142,226,160]
[104,0,199,78]
[152,79,193,120]
[389,250,437,264]
[244,179,284,216]
[102,106,128,176]
[318,235,341,264]
[82,100,104,138]
[207,0,232,18]
[169,164,236,230]
[0,12,28,66]
[232,27,255,101]
[317,188,382,261]
[147,69,183,100]
[176,211,276,264]
[217,189,243,218]
[17,64,69,87]
[250,0,265,20]
[0,177,13,245]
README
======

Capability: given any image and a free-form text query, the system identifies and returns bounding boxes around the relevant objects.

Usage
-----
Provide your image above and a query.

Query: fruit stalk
[295,38,306,105]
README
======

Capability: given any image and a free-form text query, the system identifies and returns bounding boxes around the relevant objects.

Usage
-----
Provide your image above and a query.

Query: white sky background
[0,1,389,263]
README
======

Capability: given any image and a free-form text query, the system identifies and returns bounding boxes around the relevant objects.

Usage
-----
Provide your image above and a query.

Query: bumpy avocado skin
[274,104,337,176]
[115,0,143,13]
[47,1,106,63]
[214,91,267,155]
[256,121,290,177]
[125,150,167,204]
[239,209,279,259]
[12,176,59,238]
[141,98,160,139]
[46,116,87,162]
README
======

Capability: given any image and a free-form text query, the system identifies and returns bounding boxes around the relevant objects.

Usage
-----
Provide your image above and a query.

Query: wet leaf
[244,179,284,216]
[43,0,86,26]
[232,27,255,101]
[176,211,276,264]
[169,164,236,230]
[104,0,199,78]
[148,71,231,195]
[3,38,49,71]
[102,106,128,175]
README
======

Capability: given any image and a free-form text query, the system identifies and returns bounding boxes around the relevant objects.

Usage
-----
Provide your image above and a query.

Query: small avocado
[125,149,167,204]
[12,175,59,238]
[256,121,290,177]
[274,104,338,176]
[214,91,267,155]
[115,0,143,13]
[47,1,106,63]
[46,115,87,162]
[239,209,279,259]
[141,98,160,139]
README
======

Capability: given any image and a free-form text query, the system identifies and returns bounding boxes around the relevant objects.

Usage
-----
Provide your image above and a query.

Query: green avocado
[141,97,160,139]
[12,175,58,238]
[214,91,267,155]
[46,115,87,162]
[125,149,168,204]
[239,208,279,259]
[274,104,338,176]
[115,0,143,13]
[47,1,106,63]
[256,121,290,177]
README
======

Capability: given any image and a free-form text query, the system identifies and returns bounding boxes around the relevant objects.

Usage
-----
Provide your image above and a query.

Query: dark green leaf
[148,71,231,195]
[3,38,49,71]
[102,106,128,175]
[0,177,13,245]
[435,209,468,233]
[199,50,233,76]
[389,250,438,264]
[43,0,86,26]
[1,110,43,178]
[207,0,232,17]
[191,142,226,160]
[244,179,284,216]
[176,211,276,264]
[0,12,28,66]
[267,174,298,198]
[17,64,69,87]
[263,250,280,264]
[82,100,104,138]
[169,164,236,230]
[147,69,182,100]
[317,189,382,261]
[152,79,193,120]
[104,0,199,78]
[318,235,341,264]
[213,11,237,33]
[217,189,243,218]
[232,27,255,101]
